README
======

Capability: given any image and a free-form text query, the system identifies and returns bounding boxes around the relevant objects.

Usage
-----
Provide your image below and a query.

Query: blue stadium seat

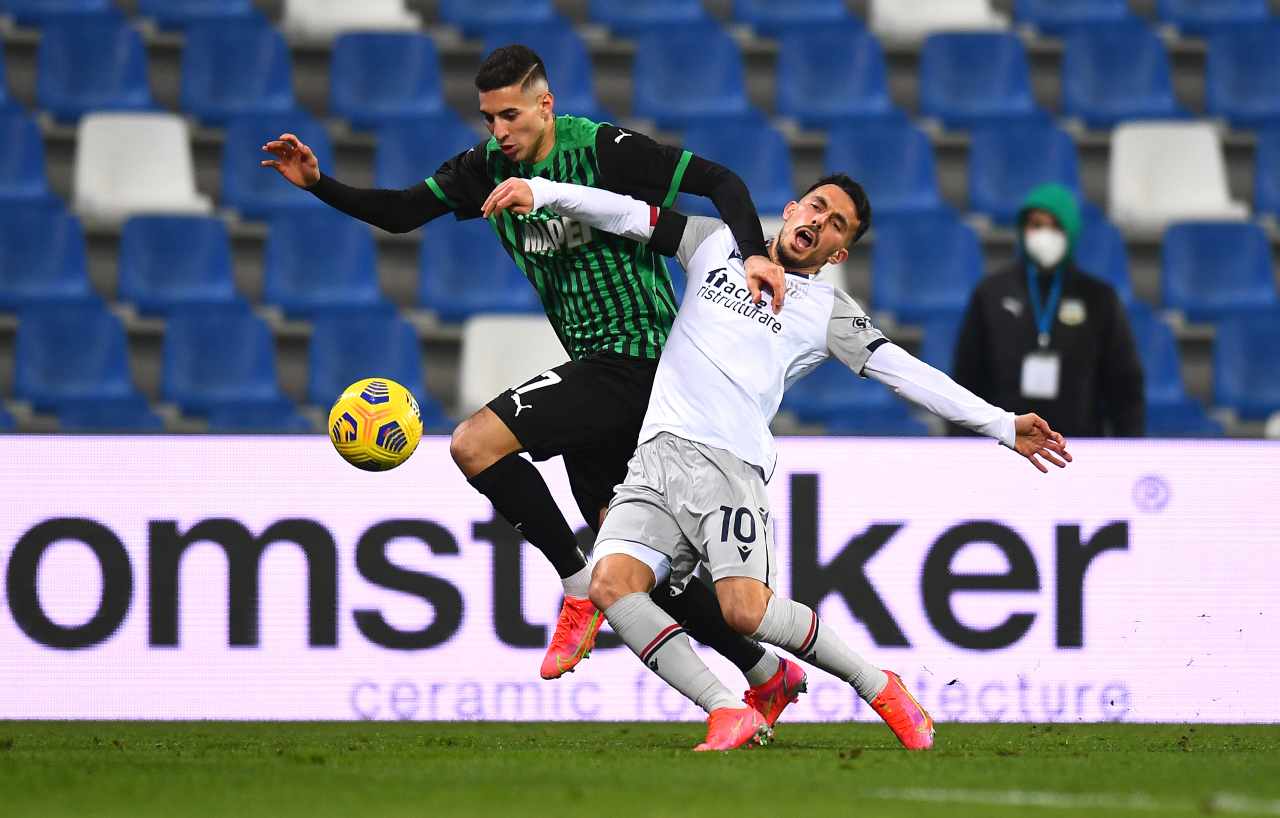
[1062,21,1184,129]
[206,398,313,433]
[918,311,964,375]
[783,359,929,435]
[1126,302,1188,406]
[376,113,480,189]
[330,32,444,131]
[307,304,423,406]
[481,22,613,123]
[1157,0,1271,36]
[181,15,294,125]
[1206,24,1280,129]
[872,210,983,322]
[57,395,165,431]
[265,209,383,317]
[4,0,111,26]
[162,301,285,413]
[1145,402,1224,437]
[677,115,793,217]
[0,40,10,110]
[665,257,688,299]
[1014,0,1132,35]
[733,0,855,36]
[1076,204,1134,305]
[1161,221,1278,322]
[589,0,707,35]
[138,0,254,29]
[918,33,1039,130]
[776,24,895,128]
[1256,128,1280,217]
[0,405,13,431]
[632,23,750,129]
[0,202,92,309]
[1214,309,1280,419]
[0,109,53,203]
[419,218,540,322]
[15,298,139,411]
[37,12,153,122]
[438,0,555,36]
[118,215,238,314]
[221,112,333,220]
[968,119,1081,224]
[825,118,942,216]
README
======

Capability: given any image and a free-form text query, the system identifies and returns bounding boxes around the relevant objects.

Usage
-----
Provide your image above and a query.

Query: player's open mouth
[794,227,815,250]
[500,144,517,156]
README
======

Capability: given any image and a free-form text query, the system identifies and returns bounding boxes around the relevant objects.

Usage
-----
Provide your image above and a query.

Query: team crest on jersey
[1059,298,1087,326]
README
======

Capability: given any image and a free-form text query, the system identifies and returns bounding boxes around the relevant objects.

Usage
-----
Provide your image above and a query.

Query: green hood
[1017,183,1081,256]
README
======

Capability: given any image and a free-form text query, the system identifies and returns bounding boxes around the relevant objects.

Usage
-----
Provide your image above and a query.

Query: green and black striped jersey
[424,116,694,361]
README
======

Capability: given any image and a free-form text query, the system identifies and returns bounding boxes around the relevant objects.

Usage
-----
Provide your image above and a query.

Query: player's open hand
[260,133,321,188]
[745,255,786,314]
[1013,413,1072,473]
[482,178,535,218]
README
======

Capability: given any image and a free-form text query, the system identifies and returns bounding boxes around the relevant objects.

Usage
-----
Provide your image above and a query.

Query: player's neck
[766,239,822,277]
[530,123,558,164]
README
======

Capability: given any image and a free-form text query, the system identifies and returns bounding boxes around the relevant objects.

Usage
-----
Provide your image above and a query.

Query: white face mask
[1024,226,1068,270]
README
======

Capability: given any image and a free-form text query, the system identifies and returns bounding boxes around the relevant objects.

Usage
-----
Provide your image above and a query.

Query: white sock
[744,651,781,688]
[561,563,592,599]
[753,595,888,701]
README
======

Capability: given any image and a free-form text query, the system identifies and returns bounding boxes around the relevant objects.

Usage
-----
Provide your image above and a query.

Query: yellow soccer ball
[327,378,423,471]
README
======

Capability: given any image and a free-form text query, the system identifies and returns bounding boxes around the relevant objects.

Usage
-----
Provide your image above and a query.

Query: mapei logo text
[520,215,594,255]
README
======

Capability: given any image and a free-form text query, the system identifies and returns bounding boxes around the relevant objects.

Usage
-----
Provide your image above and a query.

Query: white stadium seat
[870,0,1008,44]
[73,112,211,226]
[1109,121,1249,234]
[459,315,569,416]
[282,0,420,41]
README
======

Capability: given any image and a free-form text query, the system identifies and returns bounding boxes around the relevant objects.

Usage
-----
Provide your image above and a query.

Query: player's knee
[589,555,645,611]
[722,603,765,636]
[449,416,495,475]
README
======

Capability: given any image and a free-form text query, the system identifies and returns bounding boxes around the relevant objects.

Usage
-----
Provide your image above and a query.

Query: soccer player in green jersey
[262,45,802,713]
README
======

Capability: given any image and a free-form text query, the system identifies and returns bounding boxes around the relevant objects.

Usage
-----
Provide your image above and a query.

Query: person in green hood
[952,183,1145,437]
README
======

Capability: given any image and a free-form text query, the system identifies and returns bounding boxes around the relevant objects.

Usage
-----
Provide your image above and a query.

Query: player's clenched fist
[261,133,321,189]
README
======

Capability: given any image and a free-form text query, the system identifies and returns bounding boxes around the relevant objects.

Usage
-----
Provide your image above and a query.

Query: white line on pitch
[863,787,1280,815]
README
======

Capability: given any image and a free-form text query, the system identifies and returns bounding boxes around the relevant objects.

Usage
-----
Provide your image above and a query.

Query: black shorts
[487,353,658,530]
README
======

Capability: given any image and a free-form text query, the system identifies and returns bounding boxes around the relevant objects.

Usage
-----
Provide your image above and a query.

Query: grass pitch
[2,722,1278,818]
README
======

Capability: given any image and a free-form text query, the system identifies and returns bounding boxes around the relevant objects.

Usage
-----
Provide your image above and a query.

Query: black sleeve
[1099,290,1146,437]
[948,287,989,437]
[594,124,768,260]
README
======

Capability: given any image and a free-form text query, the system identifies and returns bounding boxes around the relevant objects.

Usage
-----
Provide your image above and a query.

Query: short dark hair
[475,45,549,93]
[803,174,871,245]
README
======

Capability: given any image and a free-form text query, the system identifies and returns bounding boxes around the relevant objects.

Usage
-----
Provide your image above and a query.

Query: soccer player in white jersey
[482,173,1072,752]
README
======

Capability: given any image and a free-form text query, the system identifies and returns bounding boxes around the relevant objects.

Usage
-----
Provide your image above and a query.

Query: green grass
[2,722,1279,818]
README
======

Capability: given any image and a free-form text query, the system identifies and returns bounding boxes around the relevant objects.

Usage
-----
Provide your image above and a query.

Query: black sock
[652,575,767,674]
[468,454,587,579]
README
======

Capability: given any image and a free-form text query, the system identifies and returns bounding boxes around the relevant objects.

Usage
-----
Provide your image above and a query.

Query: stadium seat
[1145,401,1225,437]
[1214,309,1280,419]
[281,0,418,41]
[3,0,111,26]
[0,109,53,203]
[1076,204,1134,305]
[1013,0,1132,35]
[917,311,964,375]
[1206,24,1280,129]
[0,405,14,432]
[0,41,10,110]
[0,202,93,309]
[918,33,1039,129]
[1126,302,1189,406]
[968,118,1081,224]
[221,112,333,220]
[138,0,255,29]
[458,314,568,415]
[376,113,481,189]
[419,218,541,322]
[776,24,896,128]
[57,395,164,432]
[480,22,613,123]
[665,257,688,298]
[677,116,793,217]
[206,398,313,433]
[1108,122,1249,232]
[1256,128,1280,217]
[264,209,383,317]
[825,118,942,216]
[118,216,238,315]
[1161,221,1278,323]
[73,112,212,225]
[162,301,286,413]
[872,210,984,322]
[307,305,423,406]
[438,0,556,36]
[632,23,750,129]
[588,0,708,35]
[1062,21,1185,129]
[330,33,445,131]
[733,0,855,36]
[782,359,930,435]
[37,13,153,122]
[15,299,140,411]
[181,16,295,125]
[1157,0,1271,36]
[871,0,1007,44]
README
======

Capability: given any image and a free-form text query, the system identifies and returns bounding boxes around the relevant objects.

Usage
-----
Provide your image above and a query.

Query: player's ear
[539,90,555,120]
[827,247,848,266]
[782,200,798,221]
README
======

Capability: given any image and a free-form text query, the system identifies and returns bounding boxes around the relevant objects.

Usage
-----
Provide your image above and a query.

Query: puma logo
[614,131,632,144]
[512,393,533,416]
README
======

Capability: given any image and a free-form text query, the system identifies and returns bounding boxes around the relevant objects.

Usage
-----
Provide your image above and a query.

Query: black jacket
[952,261,1145,437]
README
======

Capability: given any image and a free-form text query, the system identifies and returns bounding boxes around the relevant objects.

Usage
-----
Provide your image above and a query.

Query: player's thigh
[675,444,777,590]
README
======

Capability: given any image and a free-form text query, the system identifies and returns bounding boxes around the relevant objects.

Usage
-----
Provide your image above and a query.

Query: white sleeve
[863,342,1017,449]
[527,177,655,244]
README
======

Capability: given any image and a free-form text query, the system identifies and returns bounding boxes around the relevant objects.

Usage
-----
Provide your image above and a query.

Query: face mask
[1024,227,1068,270]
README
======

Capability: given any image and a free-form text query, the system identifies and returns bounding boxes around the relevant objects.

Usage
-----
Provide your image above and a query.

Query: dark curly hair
[475,45,548,93]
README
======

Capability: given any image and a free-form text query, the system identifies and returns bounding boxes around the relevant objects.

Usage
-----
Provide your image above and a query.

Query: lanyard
[1026,264,1064,349]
